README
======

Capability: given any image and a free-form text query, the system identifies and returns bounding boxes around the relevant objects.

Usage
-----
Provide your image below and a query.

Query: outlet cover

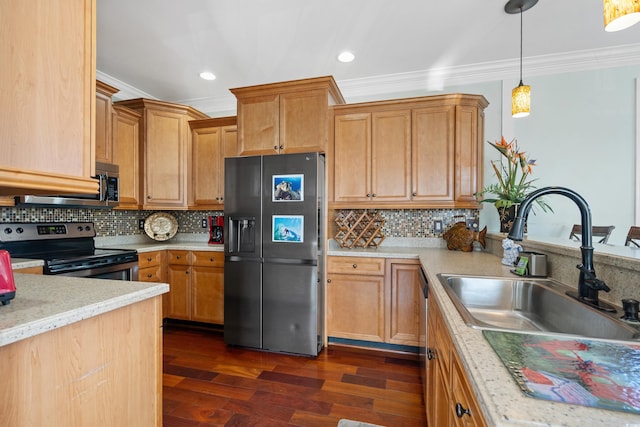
[434,220,443,233]
[138,219,145,230]
[201,218,208,228]
[466,218,479,231]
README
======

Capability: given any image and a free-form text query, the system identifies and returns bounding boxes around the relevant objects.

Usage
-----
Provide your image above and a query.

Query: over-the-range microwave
[15,162,120,208]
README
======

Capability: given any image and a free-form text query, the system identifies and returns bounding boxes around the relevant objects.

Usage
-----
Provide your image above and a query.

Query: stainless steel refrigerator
[223,152,325,356]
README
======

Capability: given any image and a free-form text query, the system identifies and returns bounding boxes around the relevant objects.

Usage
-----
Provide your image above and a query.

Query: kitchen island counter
[0,273,167,426]
[328,243,640,427]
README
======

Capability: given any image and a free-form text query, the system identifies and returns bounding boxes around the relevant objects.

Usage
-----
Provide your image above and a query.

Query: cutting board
[483,330,640,415]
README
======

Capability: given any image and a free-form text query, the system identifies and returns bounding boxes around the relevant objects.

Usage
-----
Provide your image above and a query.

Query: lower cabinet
[427,294,487,427]
[326,256,421,346]
[166,250,224,324]
[138,250,166,283]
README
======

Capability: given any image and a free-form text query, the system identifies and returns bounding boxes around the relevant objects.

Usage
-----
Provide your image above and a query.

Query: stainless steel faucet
[507,186,614,312]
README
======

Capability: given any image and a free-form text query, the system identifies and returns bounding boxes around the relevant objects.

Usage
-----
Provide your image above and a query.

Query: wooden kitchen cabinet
[112,104,142,209]
[427,293,487,427]
[95,80,120,164]
[165,250,224,324]
[115,98,208,209]
[231,76,345,156]
[412,104,455,202]
[326,256,421,346]
[191,251,224,324]
[327,256,386,342]
[333,110,412,204]
[189,117,237,208]
[13,266,43,275]
[330,94,487,209]
[0,0,98,196]
[387,259,422,345]
[138,250,166,283]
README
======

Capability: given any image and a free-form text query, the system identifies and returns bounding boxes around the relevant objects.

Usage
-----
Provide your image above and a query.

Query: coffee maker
[208,215,224,244]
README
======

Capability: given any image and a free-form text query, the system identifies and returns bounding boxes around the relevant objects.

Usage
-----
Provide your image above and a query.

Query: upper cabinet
[230,76,345,156]
[0,0,98,196]
[112,104,142,209]
[95,80,120,164]
[114,98,208,210]
[188,117,237,209]
[331,94,488,209]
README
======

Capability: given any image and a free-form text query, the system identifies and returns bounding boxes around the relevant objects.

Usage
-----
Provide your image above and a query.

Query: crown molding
[99,43,640,116]
[96,71,158,101]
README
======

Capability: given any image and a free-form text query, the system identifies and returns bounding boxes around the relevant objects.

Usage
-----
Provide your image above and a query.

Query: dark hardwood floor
[163,325,427,426]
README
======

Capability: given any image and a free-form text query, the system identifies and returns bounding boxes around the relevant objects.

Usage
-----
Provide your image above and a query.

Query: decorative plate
[144,212,178,241]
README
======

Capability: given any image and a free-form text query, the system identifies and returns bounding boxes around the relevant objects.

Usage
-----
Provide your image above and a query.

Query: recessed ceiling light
[200,71,216,81]
[337,51,355,63]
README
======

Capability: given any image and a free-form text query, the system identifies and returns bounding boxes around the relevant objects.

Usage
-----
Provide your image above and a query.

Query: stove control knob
[3,227,12,234]
[15,227,23,234]
[85,226,91,232]
[77,226,83,232]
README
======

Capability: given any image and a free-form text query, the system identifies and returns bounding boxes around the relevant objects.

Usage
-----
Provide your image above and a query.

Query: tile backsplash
[0,207,223,236]
[0,207,478,238]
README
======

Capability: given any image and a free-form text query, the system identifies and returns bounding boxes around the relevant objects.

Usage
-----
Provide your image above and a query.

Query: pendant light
[505,0,538,118]
[604,0,640,32]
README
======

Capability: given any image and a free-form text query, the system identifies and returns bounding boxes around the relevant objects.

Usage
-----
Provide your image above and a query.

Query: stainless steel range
[0,222,138,280]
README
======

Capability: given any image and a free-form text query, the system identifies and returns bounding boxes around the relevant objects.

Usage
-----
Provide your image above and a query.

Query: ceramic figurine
[443,221,487,252]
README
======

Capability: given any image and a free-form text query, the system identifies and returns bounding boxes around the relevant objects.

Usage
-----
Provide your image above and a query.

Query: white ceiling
[96,0,640,114]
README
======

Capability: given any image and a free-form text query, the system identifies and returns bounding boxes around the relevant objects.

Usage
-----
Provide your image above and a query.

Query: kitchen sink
[437,274,640,341]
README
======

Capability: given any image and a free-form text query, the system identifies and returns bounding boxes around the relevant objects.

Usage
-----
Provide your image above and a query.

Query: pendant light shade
[505,0,537,118]
[512,82,531,118]
[604,0,640,32]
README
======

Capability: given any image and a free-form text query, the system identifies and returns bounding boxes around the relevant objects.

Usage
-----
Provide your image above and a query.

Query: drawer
[327,256,385,276]
[138,265,165,282]
[191,251,224,267]
[138,250,165,268]
[167,250,191,265]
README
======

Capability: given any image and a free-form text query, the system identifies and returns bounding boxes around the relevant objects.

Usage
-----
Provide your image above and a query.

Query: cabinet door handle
[327,279,332,284]
[185,270,190,275]
[412,192,417,196]
[455,403,471,418]
[274,145,278,150]
[372,193,376,197]
[366,193,371,197]
[147,195,152,199]
[427,348,436,360]
[279,145,284,149]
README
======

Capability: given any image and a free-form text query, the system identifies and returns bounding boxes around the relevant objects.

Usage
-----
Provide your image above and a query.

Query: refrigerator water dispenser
[229,217,256,253]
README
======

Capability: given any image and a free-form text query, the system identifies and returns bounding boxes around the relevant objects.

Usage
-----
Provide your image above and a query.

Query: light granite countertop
[0,273,168,347]
[328,244,640,427]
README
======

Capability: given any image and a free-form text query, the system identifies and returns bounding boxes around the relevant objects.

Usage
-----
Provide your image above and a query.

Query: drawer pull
[146,257,152,262]
[210,257,214,262]
[176,255,181,259]
[352,264,357,269]
[146,273,153,278]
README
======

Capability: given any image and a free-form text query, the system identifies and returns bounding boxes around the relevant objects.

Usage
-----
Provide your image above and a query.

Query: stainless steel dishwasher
[418,267,428,399]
